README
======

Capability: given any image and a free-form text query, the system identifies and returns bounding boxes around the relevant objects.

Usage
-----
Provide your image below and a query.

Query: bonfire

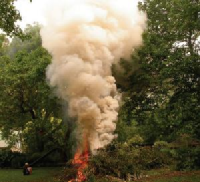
[68,137,89,182]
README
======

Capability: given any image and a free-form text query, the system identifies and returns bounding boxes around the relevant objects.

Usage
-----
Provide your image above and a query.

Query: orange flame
[68,137,89,182]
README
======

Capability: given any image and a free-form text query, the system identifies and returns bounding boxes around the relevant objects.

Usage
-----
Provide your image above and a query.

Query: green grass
[0,167,62,182]
[153,175,200,182]
[140,169,200,182]
[1,167,199,182]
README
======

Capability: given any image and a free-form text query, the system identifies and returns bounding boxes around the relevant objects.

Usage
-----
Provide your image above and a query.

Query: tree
[7,24,42,57]
[0,34,9,56]
[0,0,22,36]
[0,0,33,36]
[116,0,200,143]
[0,25,69,159]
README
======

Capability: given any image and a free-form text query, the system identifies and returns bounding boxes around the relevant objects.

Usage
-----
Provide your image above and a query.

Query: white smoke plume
[41,0,146,153]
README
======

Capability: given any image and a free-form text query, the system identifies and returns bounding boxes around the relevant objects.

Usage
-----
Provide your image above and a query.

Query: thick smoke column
[41,0,146,153]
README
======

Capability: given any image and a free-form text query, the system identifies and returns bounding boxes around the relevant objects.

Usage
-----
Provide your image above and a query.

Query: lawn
[0,167,62,182]
[1,167,200,182]
[138,169,200,182]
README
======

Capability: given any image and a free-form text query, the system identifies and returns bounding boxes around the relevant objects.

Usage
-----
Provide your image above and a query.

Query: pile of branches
[58,141,170,182]
[86,142,170,181]
[57,160,77,182]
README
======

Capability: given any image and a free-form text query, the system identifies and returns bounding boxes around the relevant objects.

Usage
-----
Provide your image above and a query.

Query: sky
[15,0,49,28]
[15,0,141,29]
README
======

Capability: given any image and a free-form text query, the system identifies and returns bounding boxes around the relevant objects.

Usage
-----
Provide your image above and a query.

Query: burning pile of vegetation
[58,139,171,182]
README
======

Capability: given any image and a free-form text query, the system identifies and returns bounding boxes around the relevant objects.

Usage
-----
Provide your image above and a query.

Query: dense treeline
[112,0,200,176]
[116,0,200,144]
[0,25,73,165]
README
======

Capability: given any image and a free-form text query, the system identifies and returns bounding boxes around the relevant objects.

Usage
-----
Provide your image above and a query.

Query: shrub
[154,141,169,149]
[0,150,26,168]
[11,154,26,168]
[87,141,170,181]
[0,150,13,167]
[127,135,144,146]
[43,151,61,163]
[175,147,200,171]
[27,150,62,167]
[28,152,42,163]
[170,134,200,170]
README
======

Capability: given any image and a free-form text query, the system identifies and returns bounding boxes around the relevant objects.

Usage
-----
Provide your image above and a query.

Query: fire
[68,138,89,182]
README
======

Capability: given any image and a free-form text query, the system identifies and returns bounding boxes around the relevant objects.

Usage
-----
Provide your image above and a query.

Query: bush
[43,151,61,163]
[154,141,169,149]
[57,139,172,182]
[27,150,62,167]
[11,154,26,168]
[127,135,144,146]
[175,147,200,171]
[170,134,200,170]
[28,152,42,163]
[0,150,26,168]
[87,141,170,181]
[0,150,13,167]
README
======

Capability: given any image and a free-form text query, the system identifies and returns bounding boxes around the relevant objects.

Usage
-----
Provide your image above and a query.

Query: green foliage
[0,0,23,36]
[115,117,138,142]
[0,150,13,167]
[127,135,144,145]
[0,150,26,168]
[7,24,42,57]
[175,147,200,171]
[87,141,170,181]
[10,154,26,168]
[28,151,62,167]
[169,134,200,171]
[154,141,169,148]
[0,34,9,56]
[0,25,69,161]
[116,0,200,151]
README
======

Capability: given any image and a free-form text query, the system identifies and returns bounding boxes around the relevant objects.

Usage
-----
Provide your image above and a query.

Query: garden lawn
[0,167,62,182]
[138,169,200,182]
